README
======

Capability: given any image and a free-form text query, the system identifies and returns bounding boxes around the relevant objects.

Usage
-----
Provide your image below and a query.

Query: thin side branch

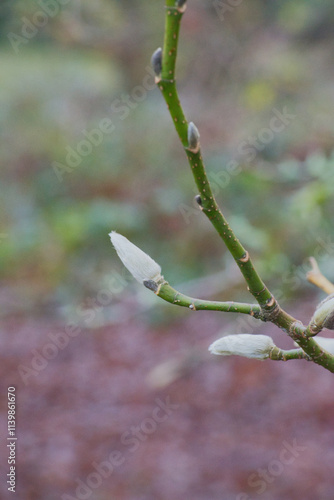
[269,347,310,362]
[144,280,263,317]
[307,257,334,294]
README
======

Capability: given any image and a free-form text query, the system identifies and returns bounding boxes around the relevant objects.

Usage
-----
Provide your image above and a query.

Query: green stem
[162,5,184,82]
[159,5,273,308]
[150,281,262,317]
[269,347,310,361]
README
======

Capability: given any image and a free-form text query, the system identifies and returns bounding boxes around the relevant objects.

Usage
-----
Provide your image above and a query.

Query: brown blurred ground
[1,296,334,500]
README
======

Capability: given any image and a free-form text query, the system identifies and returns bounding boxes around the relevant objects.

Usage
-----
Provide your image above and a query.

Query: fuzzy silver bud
[109,231,163,285]
[209,334,275,360]
[310,293,334,332]
[151,48,162,81]
[187,122,200,153]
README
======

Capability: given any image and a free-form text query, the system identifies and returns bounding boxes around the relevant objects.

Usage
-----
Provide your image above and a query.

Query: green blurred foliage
[1,0,334,315]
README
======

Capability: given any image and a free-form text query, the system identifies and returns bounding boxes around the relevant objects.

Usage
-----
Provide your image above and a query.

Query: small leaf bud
[195,195,202,206]
[151,47,162,82]
[187,122,200,153]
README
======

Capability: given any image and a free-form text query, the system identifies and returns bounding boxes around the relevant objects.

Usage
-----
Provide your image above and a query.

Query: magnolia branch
[109,0,334,373]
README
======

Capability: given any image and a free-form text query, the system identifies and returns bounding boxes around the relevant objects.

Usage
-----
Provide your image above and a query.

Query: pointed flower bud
[310,293,334,332]
[209,334,275,360]
[151,48,162,82]
[187,122,200,153]
[109,231,163,284]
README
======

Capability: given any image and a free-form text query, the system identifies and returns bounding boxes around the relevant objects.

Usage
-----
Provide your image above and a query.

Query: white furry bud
[209,334,275,360]
[310,294,334,331]
[109,231,163,284]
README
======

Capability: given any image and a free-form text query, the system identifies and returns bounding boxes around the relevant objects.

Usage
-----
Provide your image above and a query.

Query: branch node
[176,0,187,13]
[239,251,249,263]
[266,296,275,308]
[289,321,306,340]
[261,296,280,322]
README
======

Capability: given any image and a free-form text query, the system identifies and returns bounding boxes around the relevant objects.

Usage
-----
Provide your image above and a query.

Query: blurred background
[1,0,334,498]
